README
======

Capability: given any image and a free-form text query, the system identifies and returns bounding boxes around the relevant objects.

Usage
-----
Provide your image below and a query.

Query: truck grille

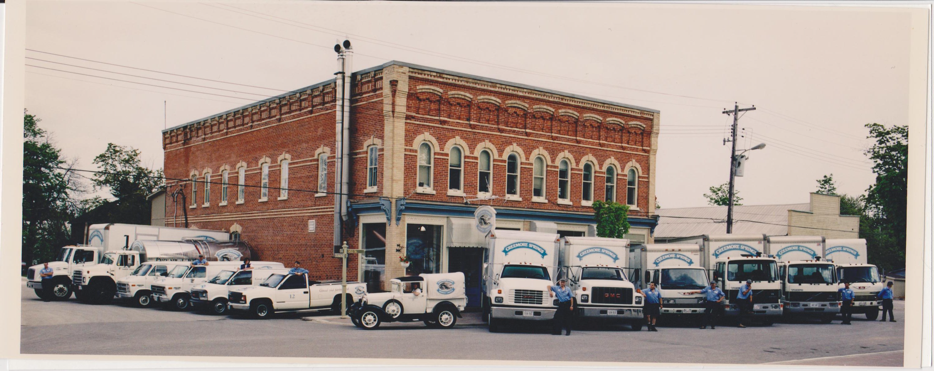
[854,294,877,302]
[511,289,544,305]
[591,287,633,304]
[72,271,83,285]
[787,292,837,302]
[229,292,245,304]
[728,289,780,304]
[152,285,166,296]
[191,289,208,299]
[117,283,130,294]
[27,268,35,280]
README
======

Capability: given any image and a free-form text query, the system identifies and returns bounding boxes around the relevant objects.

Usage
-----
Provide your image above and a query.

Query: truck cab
[826,239,882,320]
[712,255,783,324]
[115,262,189,307]
[228,272,366,319]
[190,265,289,315]
[349,273,467,329]
[151,261,244,310]
[779,260,840,322]
[483,230,560,333]
[636,244,709,319]
[560,237,644,330]
[26,246,100,301]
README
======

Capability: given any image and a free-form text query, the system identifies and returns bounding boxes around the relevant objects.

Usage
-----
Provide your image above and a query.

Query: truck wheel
[171,294,190,311]
[135,291,153,308]
[865,308,879,321]
[436,309,457,328]
[34,289,47,300]
[251,300,273,319]
[50,279,72,300]
[383,300,403,319]
[358,310,381,329]
[211,299,228,315]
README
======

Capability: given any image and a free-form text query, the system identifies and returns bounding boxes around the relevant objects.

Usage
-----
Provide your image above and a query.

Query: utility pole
[722,102,756,234]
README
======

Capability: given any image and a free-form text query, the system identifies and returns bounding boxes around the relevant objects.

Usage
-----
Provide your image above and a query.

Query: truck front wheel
[865,308,879,320]
[135,291,153,308]
[211,299,229,315]
[251,300,273,319]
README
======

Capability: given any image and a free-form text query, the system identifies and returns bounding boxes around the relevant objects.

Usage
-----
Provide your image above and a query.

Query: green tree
[704,182,741,206]
[592,201,630,238]
[862,123,908,270]
[815,174,837,195]
[22,111,79,265]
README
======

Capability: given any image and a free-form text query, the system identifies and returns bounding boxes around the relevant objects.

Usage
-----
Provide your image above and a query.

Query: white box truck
[631,244,709,320]
[767,236,840,322]
[152,261,281,310]
[559,237,644,330]
[825,238,882,320]
[115,261,192,307]
[482,230,560,333]
[190,267,292,315]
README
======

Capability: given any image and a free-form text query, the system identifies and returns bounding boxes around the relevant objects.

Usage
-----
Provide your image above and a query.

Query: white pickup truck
[115,262,191,307]
[349,273,467,329]
[228,272,366,319]
[189,267,290,315]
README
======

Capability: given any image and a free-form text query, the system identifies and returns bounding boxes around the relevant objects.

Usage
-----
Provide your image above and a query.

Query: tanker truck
[72,239,251,304]
[27,223,228,301]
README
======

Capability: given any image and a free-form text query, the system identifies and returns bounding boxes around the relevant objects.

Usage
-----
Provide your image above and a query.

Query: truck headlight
[580,294,589,303]
[494,296,504,304]
[635,296,643,305]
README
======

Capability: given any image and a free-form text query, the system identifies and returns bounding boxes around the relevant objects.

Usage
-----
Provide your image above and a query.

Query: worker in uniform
[878,281,895,322]
[838,282,855,325]
[547,278,574,336]
[638,282,662,331]
[687,281,725,329]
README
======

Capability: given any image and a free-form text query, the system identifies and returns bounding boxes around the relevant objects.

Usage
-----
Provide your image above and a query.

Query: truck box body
[826,239,882,318]
[634,244,709,317]
[483,230,560,328]
[559,237,643,327]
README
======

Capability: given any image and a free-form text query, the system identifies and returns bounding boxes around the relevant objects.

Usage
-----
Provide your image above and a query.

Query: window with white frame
[367,146,378,189]
[627,168,638,207]
[478,150,492,194]
[203,172,211,205]
[533,156,546,199]
[237,166,245,203]
[260,163,269,200]
[221,170,228,204]
[605,166,616,203]
[279,160,289,199]
[417,143,433,189]
[582,163,593,203]
[506,154,520,196]
[558,160,570,201]
[317,154,328,194]
[448,146,463,192]
[191,175,198,206]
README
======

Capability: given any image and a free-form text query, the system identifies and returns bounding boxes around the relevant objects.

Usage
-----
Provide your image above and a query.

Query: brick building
[162,61,660,304]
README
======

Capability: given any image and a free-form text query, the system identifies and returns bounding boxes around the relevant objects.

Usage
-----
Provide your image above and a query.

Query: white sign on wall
[308,220,316,233]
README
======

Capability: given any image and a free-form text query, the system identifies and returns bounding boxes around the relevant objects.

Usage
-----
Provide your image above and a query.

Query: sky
[22,2,915,208]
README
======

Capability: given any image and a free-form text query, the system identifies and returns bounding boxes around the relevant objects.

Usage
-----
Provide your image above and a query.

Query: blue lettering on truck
[502,242,547,258]
[575,247,619,262]
[825,245,859,258]
[652,253,694,266]
[775,245,818,259]
[712,243,759,258]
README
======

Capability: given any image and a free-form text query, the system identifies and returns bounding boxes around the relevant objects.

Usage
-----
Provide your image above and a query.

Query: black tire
[135,291,153,308]
[34,289,47,300]
[865,308,879,321]
[631,321,644,331]
[49,279,72,300]
[171,294,190,311]
[358,310,381,329]
[435,309,457,328]
[251,300,273,319]
[383,300,403,319]
[210,298,228,315]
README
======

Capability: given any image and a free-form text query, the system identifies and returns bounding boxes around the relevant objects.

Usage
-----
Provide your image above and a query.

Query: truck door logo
[576,247,619,262]
[436,279,456,295]
[712,243,759,258]
[652,253,694,266]
[502,242,547,258]
[825,246,859,258]
[775,245,818,259]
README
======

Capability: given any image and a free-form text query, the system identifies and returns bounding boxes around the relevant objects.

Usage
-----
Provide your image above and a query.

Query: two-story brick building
[162,61,660,305]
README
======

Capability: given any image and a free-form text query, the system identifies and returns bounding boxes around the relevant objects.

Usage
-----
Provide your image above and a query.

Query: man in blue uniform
[547,278,574,336]
[838,282,855,325]
[638,282,662,331]
[687,281,725,329]
[877,281,895,322]
[736,279,753,328]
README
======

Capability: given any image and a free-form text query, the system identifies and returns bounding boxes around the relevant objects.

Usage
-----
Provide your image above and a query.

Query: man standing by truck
[736,279,753,328]
[547,278,574,336]
[638,282,662,332]
[687,281,725,329]
[878,281,895,322]
[838,282,855,325]
[39,263,54,302]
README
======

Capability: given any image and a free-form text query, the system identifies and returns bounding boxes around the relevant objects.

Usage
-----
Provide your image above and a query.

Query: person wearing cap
[192,254,209,266]
[838,282,855,325]
[547,278,574,336]
[877,281,896,322]
[637,282,662,331]
[736,279,753,328]
[686,281,725,329]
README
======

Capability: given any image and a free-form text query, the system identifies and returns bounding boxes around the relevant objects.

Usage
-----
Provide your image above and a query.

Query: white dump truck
[115,261,192,307]
[189,266,290,315]
[559,237,644,330]
[73,239,251,304]
[227,272,366,319]
[27,224,228,301]
[631,244,709,320]
[826,238,882,320]
[349,272,467,329]
[767,236,840,322]
[151,261,281,311]
[482,230,560,333]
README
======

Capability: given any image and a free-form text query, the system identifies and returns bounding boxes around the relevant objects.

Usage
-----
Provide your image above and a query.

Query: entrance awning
[447,218,486,248]
[530,221,558,234]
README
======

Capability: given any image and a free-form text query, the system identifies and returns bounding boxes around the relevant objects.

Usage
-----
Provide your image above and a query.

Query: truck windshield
[727,261,779,282]
[501,265,550,280]
[167,265,188,278]
[100,253,116,265]
[837,266,880,283]
[580,267,625,281]
[209,271,235,285]
[660,269,708,290]
[788,264,835,284]
[261,274,286,287]
[132,265,152,276]
[55,248,72,262]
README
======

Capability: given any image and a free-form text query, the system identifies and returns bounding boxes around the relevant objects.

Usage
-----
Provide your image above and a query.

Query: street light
[726,143,766,233]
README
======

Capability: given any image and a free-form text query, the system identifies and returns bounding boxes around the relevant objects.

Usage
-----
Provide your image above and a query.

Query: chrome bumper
[578,306,643,319]
[491,306,556,321]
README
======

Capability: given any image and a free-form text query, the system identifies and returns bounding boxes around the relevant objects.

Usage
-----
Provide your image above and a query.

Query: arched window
[478,150,492,194]
[317,154,328,194]
[260,163,269,201]
[191,175,198,207]
[417,143,433,188]
[627,168,638,207]
[448,147,463,192]
[203,172,211,206]
[532,156,546,199]
[558,160,570,201]
[605,166,617,203]
[506,154,520,196]
[221,169,229,205]
[366,146,378,189]
[279,160,289,200]
[582,163,593,203]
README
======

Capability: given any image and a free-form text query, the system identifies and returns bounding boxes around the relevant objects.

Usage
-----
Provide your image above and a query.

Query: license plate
[608,310,617,315]
[522,311,533,317]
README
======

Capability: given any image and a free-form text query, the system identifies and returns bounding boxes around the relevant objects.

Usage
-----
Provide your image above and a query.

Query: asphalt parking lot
[20,280,904,366]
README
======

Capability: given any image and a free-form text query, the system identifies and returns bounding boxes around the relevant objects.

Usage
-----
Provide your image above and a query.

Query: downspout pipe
[341,40,353,223]
[333,46,345,252]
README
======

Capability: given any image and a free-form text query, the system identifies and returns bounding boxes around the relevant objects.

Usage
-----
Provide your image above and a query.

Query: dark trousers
[553,301,573,334]
[841,301,853,323]
[702,301,720,327]
[737,299,752,326]
[881,299,895,321]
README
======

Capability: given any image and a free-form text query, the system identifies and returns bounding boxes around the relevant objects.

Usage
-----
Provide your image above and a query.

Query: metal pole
[340,240,348,318]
